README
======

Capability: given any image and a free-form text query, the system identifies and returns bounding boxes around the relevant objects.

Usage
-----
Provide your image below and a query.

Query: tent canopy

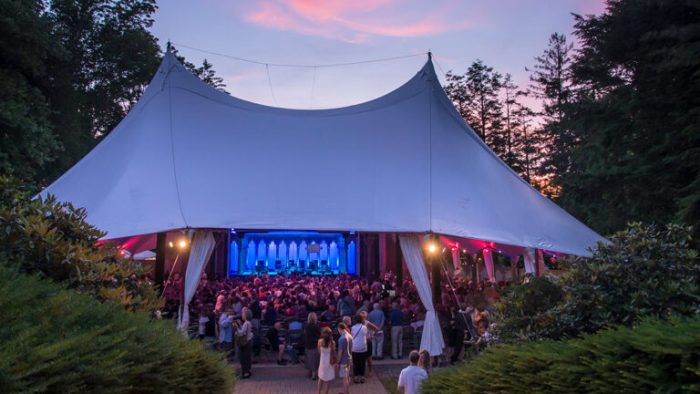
[41,52,604,256]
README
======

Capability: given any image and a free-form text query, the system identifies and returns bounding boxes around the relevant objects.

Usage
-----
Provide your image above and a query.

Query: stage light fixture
[427,242,438,254]
[178,239,188,250]
[168,241,174,248]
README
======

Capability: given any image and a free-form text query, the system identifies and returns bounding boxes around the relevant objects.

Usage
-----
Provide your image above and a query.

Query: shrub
[0,264,234,393]
[494,276,564,342]
[0,176,161,311]
[495,223,700,340]
[422,316,700,394]
[553,222,700,338]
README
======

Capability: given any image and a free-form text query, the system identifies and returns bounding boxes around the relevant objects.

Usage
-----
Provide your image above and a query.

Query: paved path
[233,362,394,394]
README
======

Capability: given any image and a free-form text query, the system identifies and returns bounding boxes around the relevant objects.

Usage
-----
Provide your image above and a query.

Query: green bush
[0,264,234,393]
[496,223,700,340]
[0,176,161,311]
[422,316,700,394]
[553,222,700,338]
[495,276,564,342]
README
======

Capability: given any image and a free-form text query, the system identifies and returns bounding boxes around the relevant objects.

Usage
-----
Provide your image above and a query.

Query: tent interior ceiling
[41,52,604,256]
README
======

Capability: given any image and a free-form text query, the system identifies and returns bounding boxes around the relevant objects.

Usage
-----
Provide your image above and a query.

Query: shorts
[339,363,349,378]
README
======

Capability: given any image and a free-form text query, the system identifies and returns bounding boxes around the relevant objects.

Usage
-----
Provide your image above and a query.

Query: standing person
[218,307,234,355]
[198,309,210,340]
[350,314,368,384]
[359,311,379,377]
[368,303,386,360]
[390,302,404,359]
[450,305,475,365]
[266,321,287,365]
[316,327,336,394]
[418,349,432,375]
[336,323,352,394]
[234,307,254,379]
[397,351,428,394]
[305,312,321,380]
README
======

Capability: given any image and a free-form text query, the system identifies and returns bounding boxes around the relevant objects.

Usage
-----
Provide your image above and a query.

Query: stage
[228,230,357,276]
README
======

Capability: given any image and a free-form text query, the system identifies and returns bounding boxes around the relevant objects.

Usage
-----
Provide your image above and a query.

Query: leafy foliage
[422,316,700,394]
[553,222,700,338]
[0,0,61,182]
[494,276,564,342]
[496,222,700,341]
[557,0,700,237]
[0,264,234,394]
[0,1,227,186]
[0,177,161,311]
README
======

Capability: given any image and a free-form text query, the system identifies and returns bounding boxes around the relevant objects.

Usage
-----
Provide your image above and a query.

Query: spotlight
[168,241,174,248]
[427,242,438,254]
[178,239,188,250]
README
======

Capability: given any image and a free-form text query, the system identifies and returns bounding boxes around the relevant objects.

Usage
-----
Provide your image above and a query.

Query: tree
[445,60,506,156]
[557,0,700,237]
[168,43,227,92]
[0,0,61,183]
[41,0,162,183]
[527,33,574,187]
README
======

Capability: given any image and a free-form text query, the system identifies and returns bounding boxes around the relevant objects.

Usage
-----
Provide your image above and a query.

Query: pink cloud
[243,0,472,42]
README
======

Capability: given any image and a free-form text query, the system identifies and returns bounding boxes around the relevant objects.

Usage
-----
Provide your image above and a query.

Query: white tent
[41,52,604,256]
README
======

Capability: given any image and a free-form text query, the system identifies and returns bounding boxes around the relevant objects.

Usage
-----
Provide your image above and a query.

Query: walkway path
[233,360,401,394]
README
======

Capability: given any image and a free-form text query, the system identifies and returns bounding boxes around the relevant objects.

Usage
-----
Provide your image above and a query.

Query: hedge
[0,264,234,393]
[422,316,700,394]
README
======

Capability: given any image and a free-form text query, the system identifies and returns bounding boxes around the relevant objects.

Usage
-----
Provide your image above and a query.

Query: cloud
[243,0,472,42]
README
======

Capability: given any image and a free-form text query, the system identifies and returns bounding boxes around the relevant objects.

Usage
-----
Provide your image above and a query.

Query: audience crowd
[163,270,506,387]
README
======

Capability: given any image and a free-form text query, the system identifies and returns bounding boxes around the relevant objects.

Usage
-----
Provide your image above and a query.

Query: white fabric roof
[41,52,604,256]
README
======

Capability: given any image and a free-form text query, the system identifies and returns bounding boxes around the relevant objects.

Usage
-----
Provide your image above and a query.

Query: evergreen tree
[168,44,227,92]
[445,60,506,157]
[559,0,700,237]
[501,74,524,172]
[527,33,574,186]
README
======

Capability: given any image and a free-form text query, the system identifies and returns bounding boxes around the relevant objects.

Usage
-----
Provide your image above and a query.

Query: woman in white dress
[317,326,336,394]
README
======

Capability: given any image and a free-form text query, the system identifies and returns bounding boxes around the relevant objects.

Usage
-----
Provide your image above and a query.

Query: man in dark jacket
[450,305,476,364]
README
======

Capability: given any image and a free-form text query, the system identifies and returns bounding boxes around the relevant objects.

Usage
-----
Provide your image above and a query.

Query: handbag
[235,322,250,347]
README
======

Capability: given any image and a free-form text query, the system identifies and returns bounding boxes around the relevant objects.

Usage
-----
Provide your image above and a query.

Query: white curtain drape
[451,248,460,270]
[482,249,496,282]
[178,231,216,333]
[523,247,537,274]
[399,235,445,356]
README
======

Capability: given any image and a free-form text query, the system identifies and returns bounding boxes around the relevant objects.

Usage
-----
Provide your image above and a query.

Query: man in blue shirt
[390,302,405,359]
[368,303,386,359]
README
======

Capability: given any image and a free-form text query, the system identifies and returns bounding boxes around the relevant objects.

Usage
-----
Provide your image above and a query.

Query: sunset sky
[150,0,606,109]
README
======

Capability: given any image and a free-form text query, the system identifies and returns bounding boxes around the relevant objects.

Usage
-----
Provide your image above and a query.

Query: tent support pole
[430,234,441,303]
[395,234,403,284]
[155,232,166,292]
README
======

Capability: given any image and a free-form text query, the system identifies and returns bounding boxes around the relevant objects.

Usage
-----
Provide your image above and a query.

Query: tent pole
[395,234,403,284]
[430,234,441,303]
[155,232,166,292]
